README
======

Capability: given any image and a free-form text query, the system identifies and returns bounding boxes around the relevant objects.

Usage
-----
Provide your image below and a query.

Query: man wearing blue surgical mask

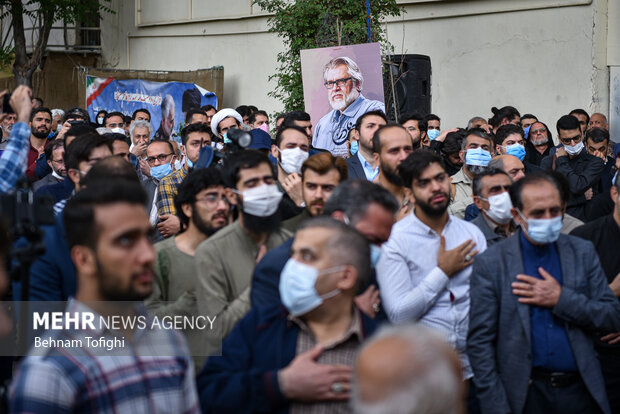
[197,217,378,413]
[469,171,620,414]
[541,115,604,221]
[144,140,177,234]
[495,124,542,175]
[448,129,494,219]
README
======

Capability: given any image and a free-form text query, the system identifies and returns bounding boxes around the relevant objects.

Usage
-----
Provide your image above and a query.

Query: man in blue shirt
[468,171,620,414]
[313,57,384,158]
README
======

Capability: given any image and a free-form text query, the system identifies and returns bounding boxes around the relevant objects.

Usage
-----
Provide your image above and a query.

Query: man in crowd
[471,168,515,246]
[129,119,152,159]
[571,176,620,414]
[146,167,231,365]
[541,115,604,221]
[157,122,211,238]
[488,106,521,133]
[468,171,620,414]
[588,112,609,131]
[352,324,464,414]
[448,128,494,219]
[144,139,177,230]
[33,140,65,191]
[283,151,348,232]
[313,56,385,157]
[10,179,200,413]
[494,124,526,162]
[282,110,313,140]
[131,108,151,124]
[249,110,269,130]
[154,94,178,142]
[372,124,414,220]
[201,104,217,130]
[26,107,52,180]
[0,111,16,151]
[520,113,538,130]
[103,111,126,132]
[400,112,427,150]
[524,121,552,167]
[376,150,486,411]
[210,108,243,141]
[569,108,589,135]
[424,113,441,137]
[346,110,387,180]
[488,154,526,182]
[197,217,377,413]
[583,127,617,219]
[195,150,291,357]
[184,108,208,126]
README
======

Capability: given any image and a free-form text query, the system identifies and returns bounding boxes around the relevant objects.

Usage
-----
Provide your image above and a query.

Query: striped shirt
[0,122,30,194]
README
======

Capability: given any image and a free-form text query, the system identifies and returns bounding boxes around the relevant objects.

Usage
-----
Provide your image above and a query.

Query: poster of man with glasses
[301,42,385,158]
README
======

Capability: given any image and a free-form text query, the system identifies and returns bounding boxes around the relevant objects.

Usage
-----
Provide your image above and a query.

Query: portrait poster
[301,42,385,157]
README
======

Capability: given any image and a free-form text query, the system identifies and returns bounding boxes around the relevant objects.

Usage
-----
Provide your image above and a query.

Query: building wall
[99,0,614,133]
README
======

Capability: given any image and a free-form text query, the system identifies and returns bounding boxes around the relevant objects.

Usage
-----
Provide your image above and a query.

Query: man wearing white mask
[541,115,604,221]
[103,111,126,134]
[471,168,515,246]
[272,125,310,219]
[195,150,292,357]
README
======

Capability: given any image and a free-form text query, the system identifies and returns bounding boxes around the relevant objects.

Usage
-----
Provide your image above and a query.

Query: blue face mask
[518,210,562,244]
[350,140,359,155]
[504,143,526,161]
[186,157,194,169]
[150,163,172,181]
[613,171,618,186]
[370,244,382,268]
[279,259,343,316]
[427,129,441,141]
[523,125,531,140]
[223,132,232,144]
[465,148,492,166]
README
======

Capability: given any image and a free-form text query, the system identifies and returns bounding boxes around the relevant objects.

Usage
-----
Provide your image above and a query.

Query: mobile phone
[2,93,13,114]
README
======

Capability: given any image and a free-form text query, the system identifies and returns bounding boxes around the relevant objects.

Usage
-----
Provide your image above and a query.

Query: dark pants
[599,349,620,414]
[523,372,603,414]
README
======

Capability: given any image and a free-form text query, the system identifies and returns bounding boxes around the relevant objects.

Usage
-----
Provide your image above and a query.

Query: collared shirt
[482,214,515,239]
[26,142,42,180]
[519,232,578,372]
[156,166,188,216]
[357,151,379,181]
[312,94,384,158]
[376,210,487,379]
[0,122,30,193]
[288,308,364,414]
[10,298,200,414]
[448,168,473,219]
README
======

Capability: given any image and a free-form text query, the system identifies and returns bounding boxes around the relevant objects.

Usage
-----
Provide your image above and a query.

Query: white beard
[329,89,359,111]
[531,137,548,146]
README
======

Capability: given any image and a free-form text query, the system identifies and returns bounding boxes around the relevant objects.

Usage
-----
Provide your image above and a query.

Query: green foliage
[253,0,400,112]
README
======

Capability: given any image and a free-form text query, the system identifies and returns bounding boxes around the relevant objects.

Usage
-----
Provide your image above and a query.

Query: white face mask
[110,127,126,135]
[240,184,283,217]
[97,116,104,125]
[481,191,513,224]
[279,147,309,174]
[564,141,584,156]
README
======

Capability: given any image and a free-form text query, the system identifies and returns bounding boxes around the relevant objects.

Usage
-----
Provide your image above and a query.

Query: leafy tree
[253,0,400,112]
[0,0,113,87]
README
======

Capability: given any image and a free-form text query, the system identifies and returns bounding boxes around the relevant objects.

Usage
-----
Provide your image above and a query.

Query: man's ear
[330,211,346,223]
[67,169,81,186]
[473,195,485,211]
[459,150,466,163]
[372,152,380,166]
[495,144,502,156]
[271,144,279,160]
[71,246,96,278]
[511,207,524,226]
[336,265,357,291]
[225,188,238,206]
[181,203,192,220]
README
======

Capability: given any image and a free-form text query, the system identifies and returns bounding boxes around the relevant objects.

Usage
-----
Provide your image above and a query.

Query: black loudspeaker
[383,54,431,121]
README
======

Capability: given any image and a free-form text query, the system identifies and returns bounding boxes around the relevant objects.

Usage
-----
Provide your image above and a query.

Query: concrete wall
[99,0,615,132]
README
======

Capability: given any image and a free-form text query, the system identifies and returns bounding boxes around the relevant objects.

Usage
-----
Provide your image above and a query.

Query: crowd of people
[0,57,618,414]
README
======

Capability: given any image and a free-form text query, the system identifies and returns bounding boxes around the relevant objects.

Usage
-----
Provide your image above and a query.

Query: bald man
[352,324,464,414]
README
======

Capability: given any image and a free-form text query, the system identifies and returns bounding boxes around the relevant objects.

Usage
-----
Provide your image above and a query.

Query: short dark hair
[424,113,440,123]
[472,167,511,197]
[64,133,112,170]
[248,110,268,125]
[556,114,581,134]
[224,149,273,189]
[180,122,211,146]
[323,180,398,226]
[569,108,590,126]
[297,216,371,293]
[398,149,444,189]
[488,106,520,128]
[81,156,140,188]
[462,128,494,151]
[355,110,387,132]
[235,105,251,119]
[372,123,407,153]
[29,107,52,122]
[64,124,97,148]
[248,105,258,114]
[185,108,208,124]
[584,127,609,145]
[275,125,308,148]
[103,132,131,146]
[441,130,465,156]
[104,111,125,125]
[494,124,524,146]
[201,104,216,113]
[282,111,311,126]
[509,171,563,211]
[399,112,427,132]
[132,108,151,120]
[32,97,43,106]
[63,180,147,250]
[63,107,89,123]
[174,167,226,229]
[521,113,537,122]
[44,139,64,161]
[148,138,174,155]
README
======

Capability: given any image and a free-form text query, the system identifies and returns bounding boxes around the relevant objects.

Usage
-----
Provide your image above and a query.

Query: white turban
[211,108,244,137]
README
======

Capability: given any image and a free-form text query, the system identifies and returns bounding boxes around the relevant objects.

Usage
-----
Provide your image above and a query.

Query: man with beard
[0,112,16,151]
[146,167,231,366]
[376,149,486,412]
[33,140,65,191]
[346,110,387,181]
[283,151,348,232]
[313,57,385,157]
[10,179,200,413]
[195,150,292,357]
[448,129,494,219]
[372,124,414,220]
[524,121,552,167]
[153,94,179,143]
[400,112,427,150]
[26,106,52,180]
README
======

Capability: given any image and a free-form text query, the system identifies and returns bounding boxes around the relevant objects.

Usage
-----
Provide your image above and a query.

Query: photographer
[0,86,33,194]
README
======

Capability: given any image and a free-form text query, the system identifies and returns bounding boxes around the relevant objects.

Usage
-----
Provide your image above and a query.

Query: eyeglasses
[324,77,352,89]
[195,194,230,208]
[530,128,546,135]
[51,159,65,165]
[146,153,173,166]
[560,136,581,145]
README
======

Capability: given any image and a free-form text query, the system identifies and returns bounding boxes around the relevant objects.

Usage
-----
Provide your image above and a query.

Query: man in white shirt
[376,149,486,410]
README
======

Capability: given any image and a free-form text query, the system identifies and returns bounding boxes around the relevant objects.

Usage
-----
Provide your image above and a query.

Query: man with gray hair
[313,56,385,158]
[352,324,464,414]
[154,94,178,142]
[129,119,153,159]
